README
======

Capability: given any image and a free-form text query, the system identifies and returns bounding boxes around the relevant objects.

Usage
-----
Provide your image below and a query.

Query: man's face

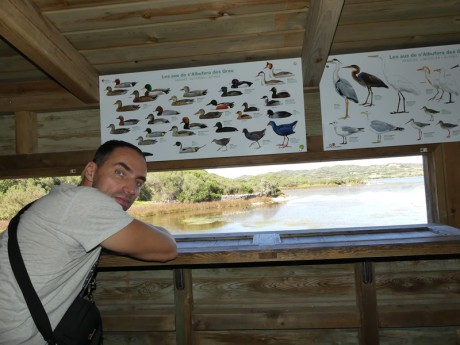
[91,147,147,210]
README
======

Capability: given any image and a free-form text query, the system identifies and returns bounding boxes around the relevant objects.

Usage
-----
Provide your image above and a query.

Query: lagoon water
[141,176,427,235]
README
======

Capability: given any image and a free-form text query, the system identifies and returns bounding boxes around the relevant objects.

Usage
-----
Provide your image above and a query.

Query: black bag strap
[7,202,55,344]
[7,202,99,345]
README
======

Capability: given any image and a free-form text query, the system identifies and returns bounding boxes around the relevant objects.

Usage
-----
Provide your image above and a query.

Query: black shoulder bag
[7,203,103,345]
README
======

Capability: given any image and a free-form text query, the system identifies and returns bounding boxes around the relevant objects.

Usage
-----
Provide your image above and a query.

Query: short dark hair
[92,140,145,166]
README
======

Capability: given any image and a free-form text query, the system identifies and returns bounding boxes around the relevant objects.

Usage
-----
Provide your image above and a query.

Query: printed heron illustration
[326,59,359,119]
[417,66,442,101]
[369,55,420,114]
[433,67,459,104]
[343,64,388,106]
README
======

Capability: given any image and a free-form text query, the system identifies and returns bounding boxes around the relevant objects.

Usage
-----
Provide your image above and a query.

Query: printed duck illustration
[269,87,291,99]
[256,71,284,86]
[107,124,130,134]
[145,128,166,138]
[116,115,140,126]
[181,86,208,97]
[207,99,234,109]
[181,116,208,129]
[114,100,141,112]
[236,111,252,120]
[143,84,170,96]
[136,136,157,145]
[146,113,170,124]
[155,106,180,116]
[262,95,281,107]
[131,90,157,102]
[195,108,222,119]
[214,122,238,133]
[231,79,253,88]
[264,62,294,78]
[267,120,298,148]
[174,141,205,153]
[267,109,292,118]
[220,86,242,97]
[105,86,128,96]
[242,128,266,148]
[169,95,194,106]
[170,125,195,137]
[242,102,259,112]
[114,78,137,88]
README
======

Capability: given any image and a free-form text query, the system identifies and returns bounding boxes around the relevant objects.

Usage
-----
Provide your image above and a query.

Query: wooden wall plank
[15,111,37,154]
[0,113,15,155]
[95,270,176,332]
[376,259,460,327]
[192,264,359,330]
[379,327,459,345]
[36,109,100,153]
[194,329,359,345]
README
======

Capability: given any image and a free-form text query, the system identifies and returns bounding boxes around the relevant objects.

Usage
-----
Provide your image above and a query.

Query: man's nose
[123,180,137,195]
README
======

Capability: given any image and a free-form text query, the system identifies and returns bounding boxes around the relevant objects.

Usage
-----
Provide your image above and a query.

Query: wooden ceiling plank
[40,0,308,32]
[0,0,99,103]
[301,0,344,87]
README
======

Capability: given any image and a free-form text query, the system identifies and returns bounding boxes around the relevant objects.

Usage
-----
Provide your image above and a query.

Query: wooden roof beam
[302,0,344,87]
[0,0,99,103]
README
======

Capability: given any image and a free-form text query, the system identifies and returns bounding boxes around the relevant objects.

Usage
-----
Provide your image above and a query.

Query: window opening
[139,155,427,235]
[0,156,427,236]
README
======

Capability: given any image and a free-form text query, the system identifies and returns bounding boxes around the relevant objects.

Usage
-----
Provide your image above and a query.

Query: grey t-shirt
[0,184,134,344]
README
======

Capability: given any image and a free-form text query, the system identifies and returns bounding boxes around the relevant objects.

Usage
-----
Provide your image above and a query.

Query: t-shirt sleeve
[61,187,134,251]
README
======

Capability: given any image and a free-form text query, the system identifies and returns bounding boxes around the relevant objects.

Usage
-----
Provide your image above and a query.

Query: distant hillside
[236,163,423,189]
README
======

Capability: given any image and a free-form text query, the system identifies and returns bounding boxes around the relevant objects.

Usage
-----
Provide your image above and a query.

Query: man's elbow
[144,243,178,262]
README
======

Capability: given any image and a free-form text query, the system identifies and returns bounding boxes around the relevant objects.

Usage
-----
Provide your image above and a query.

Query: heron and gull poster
[320,44,460,150]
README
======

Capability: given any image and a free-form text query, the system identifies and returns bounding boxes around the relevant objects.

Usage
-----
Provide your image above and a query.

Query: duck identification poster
[99,58,306,161]
[320,44,460,151]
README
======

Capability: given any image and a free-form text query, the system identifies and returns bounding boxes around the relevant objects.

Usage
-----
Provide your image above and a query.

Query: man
[0,140,177,344]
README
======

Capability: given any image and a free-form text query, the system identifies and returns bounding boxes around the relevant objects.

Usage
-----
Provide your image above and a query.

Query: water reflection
[140,177,427,235]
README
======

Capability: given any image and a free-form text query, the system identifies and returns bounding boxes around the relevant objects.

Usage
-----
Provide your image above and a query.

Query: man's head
[81,140,147,210]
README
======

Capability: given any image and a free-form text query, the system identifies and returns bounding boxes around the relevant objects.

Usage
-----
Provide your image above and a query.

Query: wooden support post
[355,261,379,345]
[15,110,37,154]
[174,268,193,345]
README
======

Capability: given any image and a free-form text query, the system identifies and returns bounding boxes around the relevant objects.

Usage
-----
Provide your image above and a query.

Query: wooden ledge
[99,224,460,269]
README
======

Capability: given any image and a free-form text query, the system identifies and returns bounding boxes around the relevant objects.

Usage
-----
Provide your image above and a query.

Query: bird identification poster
[99,58,306,161]
[320,44,460,151]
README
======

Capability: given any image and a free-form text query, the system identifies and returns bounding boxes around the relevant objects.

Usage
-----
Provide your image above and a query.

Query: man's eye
[115,169,124,177]
[136,181,144,188]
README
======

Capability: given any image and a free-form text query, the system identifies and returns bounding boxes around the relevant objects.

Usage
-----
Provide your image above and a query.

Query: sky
[206,155,423,179]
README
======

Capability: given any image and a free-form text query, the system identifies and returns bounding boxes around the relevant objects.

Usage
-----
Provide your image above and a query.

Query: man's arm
[100,219,177,262]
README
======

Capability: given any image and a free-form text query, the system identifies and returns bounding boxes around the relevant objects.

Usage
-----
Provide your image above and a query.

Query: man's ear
[82,161,97,184]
